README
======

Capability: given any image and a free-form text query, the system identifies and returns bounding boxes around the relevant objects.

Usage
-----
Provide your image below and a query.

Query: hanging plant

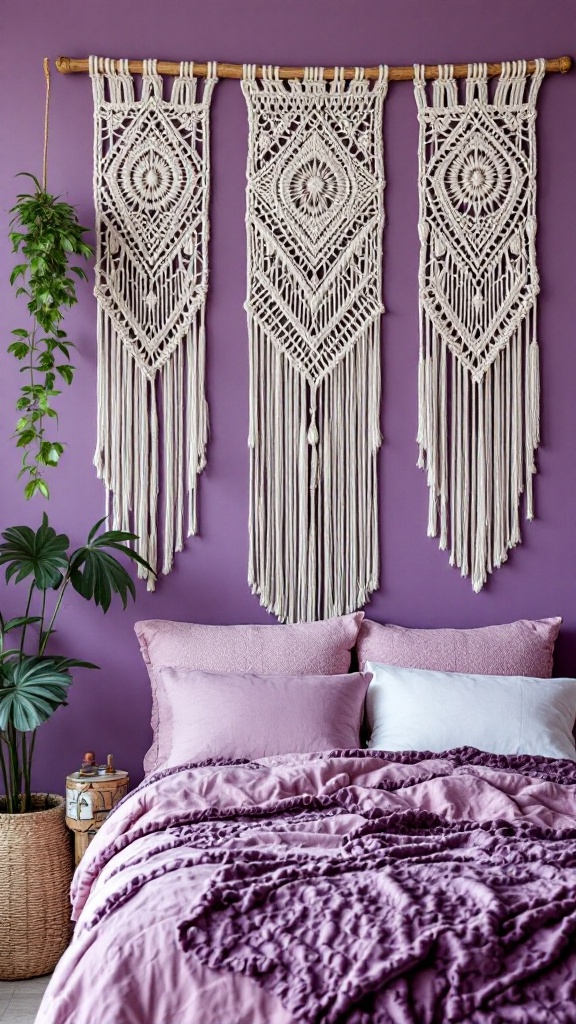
[9,174,93,498]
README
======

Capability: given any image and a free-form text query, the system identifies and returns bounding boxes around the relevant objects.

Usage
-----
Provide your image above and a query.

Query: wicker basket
[0,794,73,979]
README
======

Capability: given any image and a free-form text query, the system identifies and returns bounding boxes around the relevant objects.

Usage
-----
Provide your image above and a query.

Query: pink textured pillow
[356,618,561,677]
[159,668,370,768]
[135,613,364,773]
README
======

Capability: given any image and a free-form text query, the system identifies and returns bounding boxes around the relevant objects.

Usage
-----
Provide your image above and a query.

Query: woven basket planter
[0,794,73,979]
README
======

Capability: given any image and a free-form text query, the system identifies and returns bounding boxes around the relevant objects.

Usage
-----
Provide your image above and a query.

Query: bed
[36,745,576,1023]
[35,613,576,1023]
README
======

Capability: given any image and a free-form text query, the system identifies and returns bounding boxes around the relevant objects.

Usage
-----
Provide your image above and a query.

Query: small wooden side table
[65,770,129,865]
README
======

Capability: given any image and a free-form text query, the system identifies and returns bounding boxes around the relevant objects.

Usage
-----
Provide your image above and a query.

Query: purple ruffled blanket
[37,749,576,1024]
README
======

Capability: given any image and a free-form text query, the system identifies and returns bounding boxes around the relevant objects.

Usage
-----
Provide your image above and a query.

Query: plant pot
[0,793,73,979]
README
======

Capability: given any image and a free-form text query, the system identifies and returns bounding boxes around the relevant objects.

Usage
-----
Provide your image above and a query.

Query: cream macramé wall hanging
[90,57,217,589]
[242,64,388,623]
[414,60,545,592]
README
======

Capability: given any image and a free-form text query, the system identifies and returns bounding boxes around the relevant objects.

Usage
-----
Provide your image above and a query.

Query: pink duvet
[36,748,576,1024]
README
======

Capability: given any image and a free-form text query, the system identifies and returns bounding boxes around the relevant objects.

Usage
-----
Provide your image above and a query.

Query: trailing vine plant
[9,174,93,498]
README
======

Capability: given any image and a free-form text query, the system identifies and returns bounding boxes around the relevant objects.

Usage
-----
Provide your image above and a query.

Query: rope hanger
[56,55,571,80]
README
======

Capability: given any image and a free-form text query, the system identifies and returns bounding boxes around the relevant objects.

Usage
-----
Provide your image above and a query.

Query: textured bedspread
[37,748,576,1024]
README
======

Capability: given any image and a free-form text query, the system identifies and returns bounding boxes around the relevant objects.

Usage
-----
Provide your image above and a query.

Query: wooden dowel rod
[56,55,571,80]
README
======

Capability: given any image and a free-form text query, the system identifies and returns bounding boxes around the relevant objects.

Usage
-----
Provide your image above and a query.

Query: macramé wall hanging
[414,60,545,592]
[59,55,568,604]
[242,64,388,623]
[90,57,217,589]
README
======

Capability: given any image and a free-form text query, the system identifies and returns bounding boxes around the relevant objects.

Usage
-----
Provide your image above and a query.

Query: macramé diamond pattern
[420,100,537,382]
[95,89,208,379]
[246,83,384,388]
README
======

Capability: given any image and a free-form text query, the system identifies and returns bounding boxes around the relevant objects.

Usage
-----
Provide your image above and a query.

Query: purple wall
[1,1,575,793]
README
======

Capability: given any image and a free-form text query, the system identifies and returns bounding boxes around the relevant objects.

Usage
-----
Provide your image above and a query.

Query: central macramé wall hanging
[242,64,388,622]
[90,57,217,588]
[414,60,545,592]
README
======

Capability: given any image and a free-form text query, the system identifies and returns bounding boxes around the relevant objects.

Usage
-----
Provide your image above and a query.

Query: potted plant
[1,172,153,979]
[0,514,152,979]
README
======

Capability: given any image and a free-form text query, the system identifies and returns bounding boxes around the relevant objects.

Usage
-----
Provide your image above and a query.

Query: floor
[0,976,51,1023]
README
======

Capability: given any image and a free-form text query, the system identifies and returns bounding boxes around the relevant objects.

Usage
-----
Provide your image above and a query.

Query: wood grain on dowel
[56,55,572,80]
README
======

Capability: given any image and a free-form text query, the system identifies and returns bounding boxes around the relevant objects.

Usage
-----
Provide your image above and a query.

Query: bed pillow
[159,668,370,768]
[357,617,561,677]
[135,613,364,773]
[365,662,576,761]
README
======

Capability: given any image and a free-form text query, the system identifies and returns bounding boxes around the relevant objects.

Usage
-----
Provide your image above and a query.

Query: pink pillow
[159,668,370,768]
[135,613,364,773]
[356,617,561,677]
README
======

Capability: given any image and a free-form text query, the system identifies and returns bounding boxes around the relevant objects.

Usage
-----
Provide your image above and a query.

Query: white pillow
[365,662,576,761]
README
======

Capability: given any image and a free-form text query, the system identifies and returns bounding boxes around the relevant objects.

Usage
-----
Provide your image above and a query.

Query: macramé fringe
[417,319,540,593]
[248,316,382,622]
[93,315,208,589]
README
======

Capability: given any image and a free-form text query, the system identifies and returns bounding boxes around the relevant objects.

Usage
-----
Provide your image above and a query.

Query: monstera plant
[0,514,151,815]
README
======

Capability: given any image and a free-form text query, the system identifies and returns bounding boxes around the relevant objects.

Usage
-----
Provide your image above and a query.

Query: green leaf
[0,648,23,663]
[70,523,154,611]
[8,342,29,360]
[56,364,74,385]
[37,442,63,467]
[15,172,41,189]
[38,352,55,371]
[24,479,41,500]
[0,513,69,588]
[86,516,108,543]
[11,328,29,338]
[1,616,42,633]
[10,264,27,286]
[49,656,99,672]
[0,655,74,731]
[16,430,37,448]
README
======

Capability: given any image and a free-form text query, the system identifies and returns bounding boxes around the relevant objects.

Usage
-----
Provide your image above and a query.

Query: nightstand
[65,770,129,865]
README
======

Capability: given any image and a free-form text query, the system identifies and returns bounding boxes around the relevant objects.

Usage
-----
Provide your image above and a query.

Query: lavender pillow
[135,613,364,773]
[159,668,370,768]
[356,617,561,677]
